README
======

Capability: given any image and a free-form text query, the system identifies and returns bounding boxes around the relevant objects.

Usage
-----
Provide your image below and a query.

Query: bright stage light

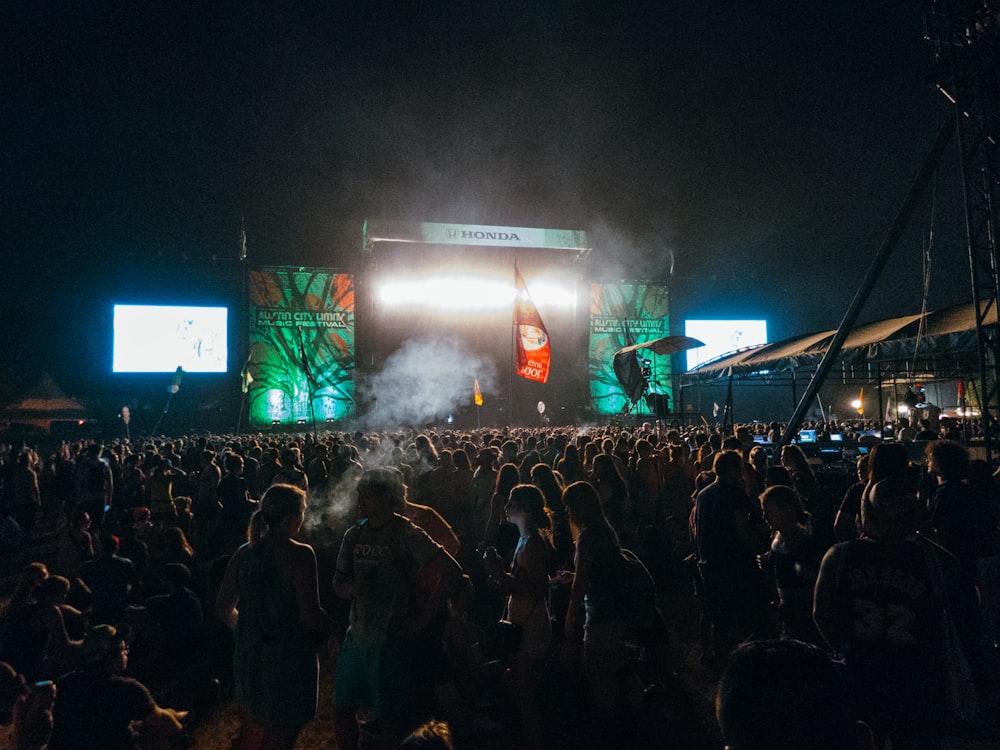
[378,278,513,310]
[897,404,910,415]
[851,399,862,410]
[527,282,576,307]
[376,275,576,311]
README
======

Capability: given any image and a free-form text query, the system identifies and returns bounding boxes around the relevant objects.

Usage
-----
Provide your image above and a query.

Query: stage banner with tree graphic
[589,283,671,416]
[247,267,355,427]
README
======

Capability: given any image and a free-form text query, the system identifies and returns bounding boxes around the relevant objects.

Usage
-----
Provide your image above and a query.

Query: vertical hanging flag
[238,220,247,261]
[856,387,865,415]
[514,265,551,383]
[474,378,484,406]
[240,359,254,394]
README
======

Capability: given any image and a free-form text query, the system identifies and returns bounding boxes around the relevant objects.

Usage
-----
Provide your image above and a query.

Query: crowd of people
[0,415,997,749]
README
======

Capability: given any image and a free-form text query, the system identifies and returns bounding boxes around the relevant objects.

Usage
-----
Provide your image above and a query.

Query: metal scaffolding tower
[926,0,1000,459]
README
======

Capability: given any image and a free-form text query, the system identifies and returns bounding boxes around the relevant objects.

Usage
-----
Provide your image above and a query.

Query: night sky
[1,1,971,400]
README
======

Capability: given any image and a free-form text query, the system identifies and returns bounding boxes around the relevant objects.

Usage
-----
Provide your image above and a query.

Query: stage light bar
[376,275,576,311]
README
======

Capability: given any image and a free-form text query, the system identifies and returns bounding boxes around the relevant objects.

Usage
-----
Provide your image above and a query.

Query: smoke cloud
[358,335,499,428]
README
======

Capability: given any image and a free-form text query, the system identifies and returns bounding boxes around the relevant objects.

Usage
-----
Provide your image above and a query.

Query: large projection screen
[113,305,228,373]
[684,320,768,370]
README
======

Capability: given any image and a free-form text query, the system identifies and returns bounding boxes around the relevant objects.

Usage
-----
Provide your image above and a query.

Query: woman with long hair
[33,575,85,679]
[7,563,48,617]
[758,485,825,645]
[556,443,584,486]
[780,443,833,544]
[557,481,627,734]
[157,525,203,599]
[697,442,715,472]
[451,448,474,509]
[483,484,553,750]
[530,463,572,571]
[480,463,521,556]
[581,441,599,480]
[216,484,335,750]
[518,451,542,484]
[591,453,631,538]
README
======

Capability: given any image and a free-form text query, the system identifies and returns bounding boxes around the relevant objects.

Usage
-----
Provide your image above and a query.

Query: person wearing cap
[814,476,953,748]
[48,624,187,750]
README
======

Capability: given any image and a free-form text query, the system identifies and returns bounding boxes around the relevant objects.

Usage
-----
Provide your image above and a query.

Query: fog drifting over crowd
[356,335,499,429]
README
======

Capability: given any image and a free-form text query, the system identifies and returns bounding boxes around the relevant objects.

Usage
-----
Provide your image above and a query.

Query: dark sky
[1,1,970,395]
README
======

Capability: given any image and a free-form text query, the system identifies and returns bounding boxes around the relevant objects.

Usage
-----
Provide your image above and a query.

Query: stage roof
[362,220,591,257]
[684,300,995,382]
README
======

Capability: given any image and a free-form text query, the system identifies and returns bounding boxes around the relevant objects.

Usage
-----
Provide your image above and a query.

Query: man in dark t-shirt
[48,624,185,750]
[693,451,771,658]
[815,477,947,747]
[81,536,138,625]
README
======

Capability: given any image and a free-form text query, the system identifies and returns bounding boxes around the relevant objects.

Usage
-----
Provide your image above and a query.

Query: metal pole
[778,120,954,450]
[877,364,885,437]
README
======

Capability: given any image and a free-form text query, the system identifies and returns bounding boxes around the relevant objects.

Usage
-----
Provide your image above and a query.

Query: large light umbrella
[613,335,705,358]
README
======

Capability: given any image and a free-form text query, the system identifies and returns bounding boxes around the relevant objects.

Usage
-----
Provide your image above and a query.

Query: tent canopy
[1,374,88,430]
[684,300,993,382]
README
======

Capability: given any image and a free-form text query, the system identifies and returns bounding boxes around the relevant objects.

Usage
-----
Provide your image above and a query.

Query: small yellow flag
[857,387,864,415]
[474,378,484,406]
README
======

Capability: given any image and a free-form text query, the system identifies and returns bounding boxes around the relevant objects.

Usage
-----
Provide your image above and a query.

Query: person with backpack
[557,480,630,738]
[331,468,464,750]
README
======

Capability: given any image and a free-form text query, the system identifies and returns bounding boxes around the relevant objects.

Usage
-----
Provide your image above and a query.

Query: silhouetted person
[717,639,875,750]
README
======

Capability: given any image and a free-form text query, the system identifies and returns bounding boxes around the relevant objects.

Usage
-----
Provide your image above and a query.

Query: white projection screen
[113,304,228,373]
[684,319,767,371]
